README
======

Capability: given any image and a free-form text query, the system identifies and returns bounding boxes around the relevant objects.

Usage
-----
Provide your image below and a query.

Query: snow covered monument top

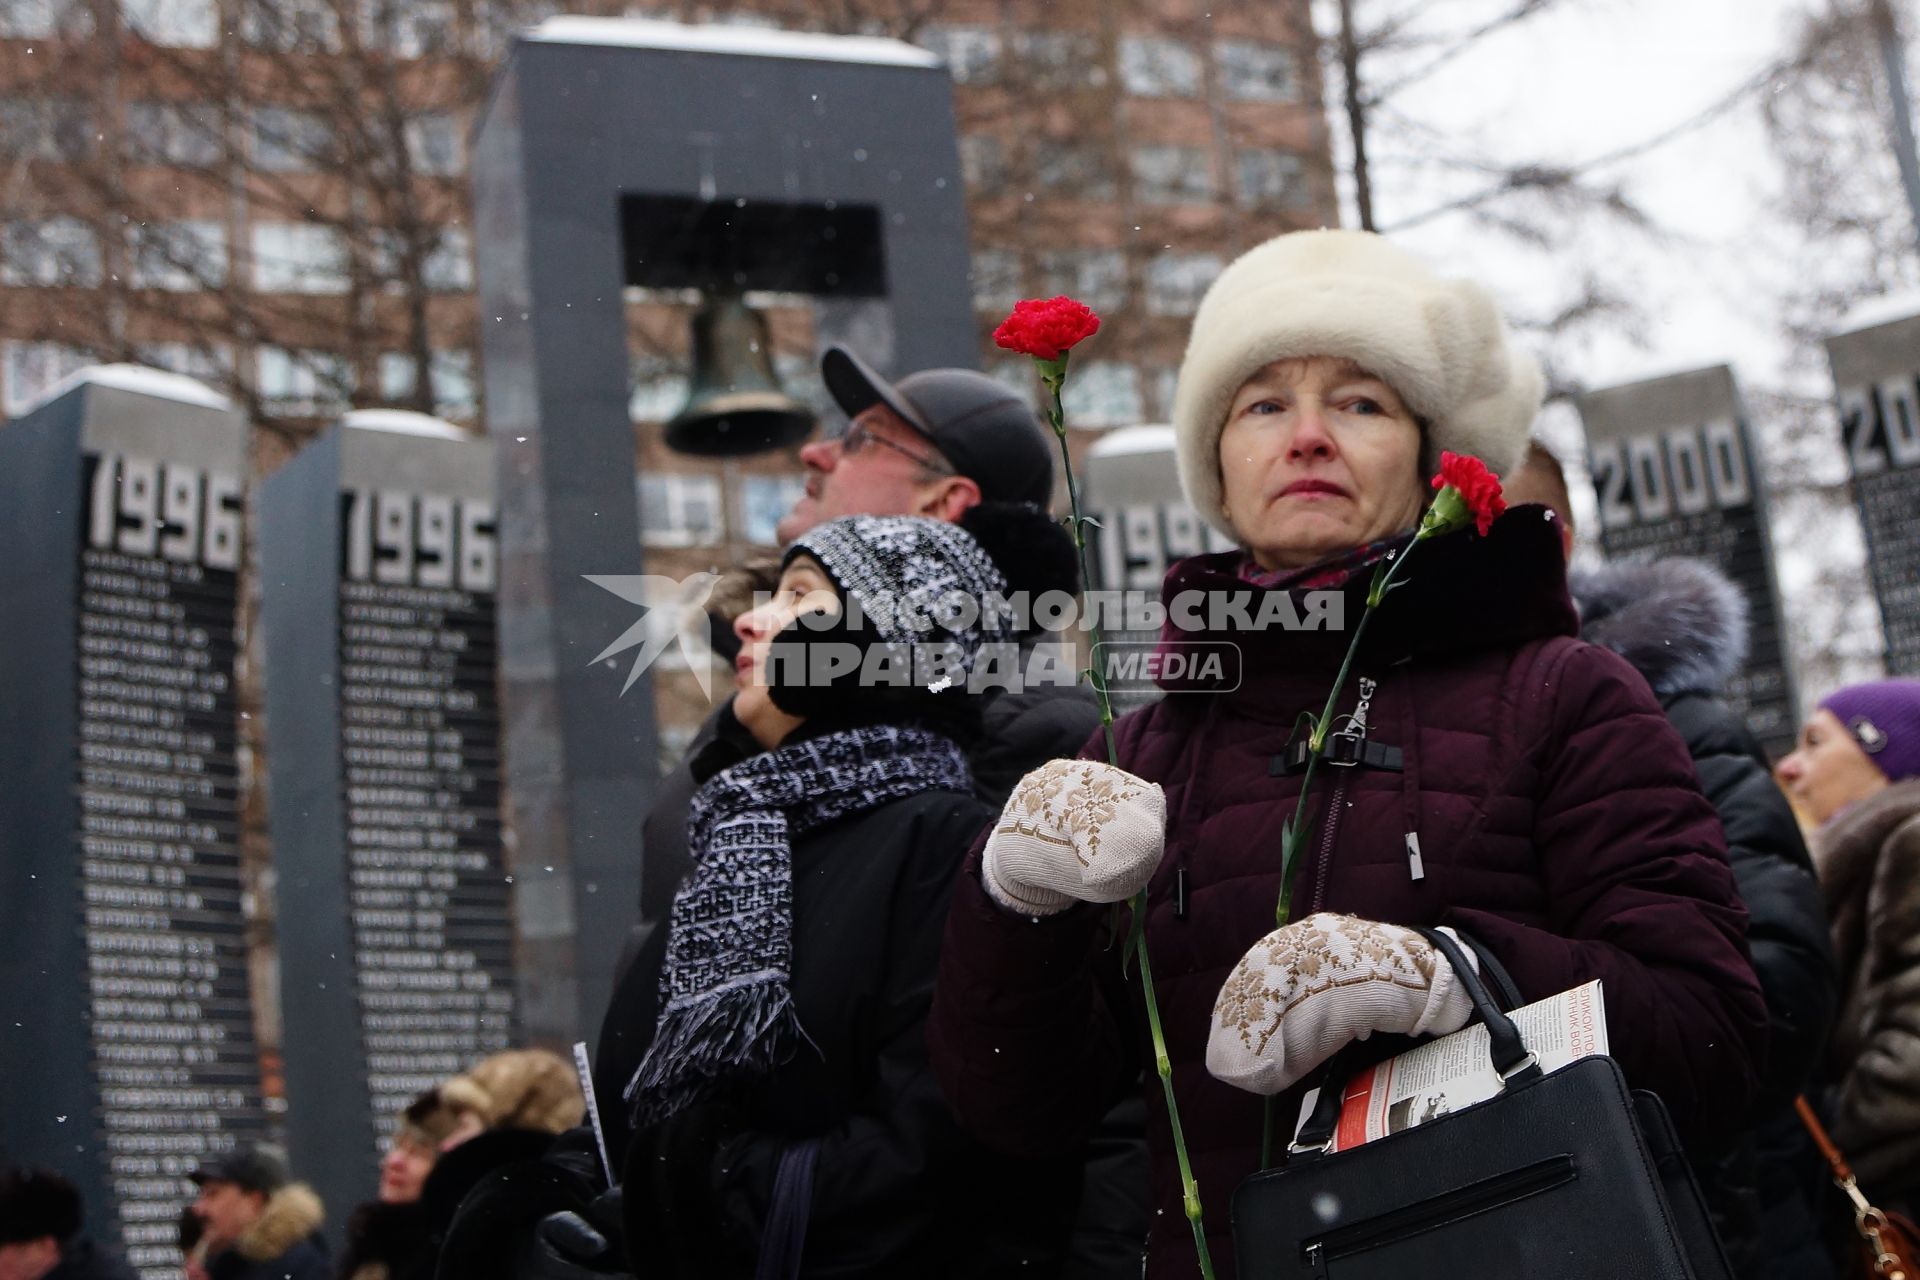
[470,17,977,1044]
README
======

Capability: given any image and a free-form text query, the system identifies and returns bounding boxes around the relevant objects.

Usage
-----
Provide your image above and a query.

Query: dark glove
[525,1187,630,1276]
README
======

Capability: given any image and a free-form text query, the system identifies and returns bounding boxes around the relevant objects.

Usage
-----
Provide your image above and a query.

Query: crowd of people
[5,226,1920,1280]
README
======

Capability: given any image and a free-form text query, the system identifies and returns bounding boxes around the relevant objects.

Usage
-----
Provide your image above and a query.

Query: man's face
[0,1237,61,1280]
[190,1182,264,1254]
[774,404,962,544]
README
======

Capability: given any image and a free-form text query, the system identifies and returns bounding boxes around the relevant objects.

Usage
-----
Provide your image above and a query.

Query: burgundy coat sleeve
[1442,642,1769,1145]
[926,724,1145,1158]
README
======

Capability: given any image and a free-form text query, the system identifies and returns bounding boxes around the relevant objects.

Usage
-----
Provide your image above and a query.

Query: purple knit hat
[1820,678,1920,782]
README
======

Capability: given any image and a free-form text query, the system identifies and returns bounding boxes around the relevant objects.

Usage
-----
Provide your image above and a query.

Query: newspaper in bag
[1296,979,1608,1153]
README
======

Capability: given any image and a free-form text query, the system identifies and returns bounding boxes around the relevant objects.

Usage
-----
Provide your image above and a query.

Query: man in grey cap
[773,346,1056,543]
[185,1146,327,1280]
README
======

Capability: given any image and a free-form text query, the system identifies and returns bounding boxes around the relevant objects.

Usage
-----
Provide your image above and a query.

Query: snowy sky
[1343,0,1815,388]
[1324,0,1914,693]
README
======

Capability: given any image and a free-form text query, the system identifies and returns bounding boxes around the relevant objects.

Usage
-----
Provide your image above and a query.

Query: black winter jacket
[1575,558,1836,1280]
[602,712,1078,1277]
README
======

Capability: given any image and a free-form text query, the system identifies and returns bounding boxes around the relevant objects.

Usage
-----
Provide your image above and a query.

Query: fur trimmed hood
[1570,558,1747,699]
[234,1184,324,1263]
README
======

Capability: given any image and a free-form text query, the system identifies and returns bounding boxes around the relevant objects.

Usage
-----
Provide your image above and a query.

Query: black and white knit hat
[770,514,1021,719]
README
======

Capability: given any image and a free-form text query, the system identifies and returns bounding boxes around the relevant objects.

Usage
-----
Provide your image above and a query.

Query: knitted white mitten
[1206,914,1478,1095]
[981,759,1167,916]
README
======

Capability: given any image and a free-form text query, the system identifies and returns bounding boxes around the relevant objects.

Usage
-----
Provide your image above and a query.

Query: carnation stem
[1262,536,1424,1168]
[1041,368,1215,1280]
[1274,541,1422,928]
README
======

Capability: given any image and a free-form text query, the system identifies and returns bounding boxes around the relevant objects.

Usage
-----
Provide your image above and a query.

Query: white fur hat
[1172,229,1544,540]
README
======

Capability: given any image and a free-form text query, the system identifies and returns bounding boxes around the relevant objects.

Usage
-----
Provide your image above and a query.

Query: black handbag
[1231,928,1734,1278]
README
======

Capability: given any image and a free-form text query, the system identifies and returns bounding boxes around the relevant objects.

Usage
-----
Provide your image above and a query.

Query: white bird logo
[583,572,721,701]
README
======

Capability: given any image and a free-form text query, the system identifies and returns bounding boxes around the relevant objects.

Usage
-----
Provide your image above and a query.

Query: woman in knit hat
[1777,678,1920,1214]
[584,507,1081,1278]
[928,228,1768,1277]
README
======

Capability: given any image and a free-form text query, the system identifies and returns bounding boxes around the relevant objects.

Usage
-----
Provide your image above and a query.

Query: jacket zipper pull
[1405,832,1426,882]
[1175,867,1188,919]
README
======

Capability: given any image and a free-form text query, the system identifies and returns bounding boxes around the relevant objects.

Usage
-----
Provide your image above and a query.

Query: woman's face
[732,555,842,748]
[377,1135,435,1204]
[1776,707,1889,828]
[1216,356,1426,571]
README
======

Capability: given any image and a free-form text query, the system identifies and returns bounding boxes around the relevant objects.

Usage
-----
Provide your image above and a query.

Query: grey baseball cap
[188,1144,289,1195]
[821,345,1055,508]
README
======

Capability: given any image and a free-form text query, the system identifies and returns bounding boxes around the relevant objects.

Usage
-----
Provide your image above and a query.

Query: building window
[2,218,103,287]
[406,114,464,178]
[1236,148,1308,208]
[382,349,478,419]
[3,340,91,416]
[252,223,350,294]
[1015,30,1106,91]
[1,0,93,38]
[1061,361,1143,428]
[970,248,1022,314]
[958,135,1006,193]
[987,360,1036,407]
[432,350,476,418]
[1148,365,1179,418]
[1130,144,1214,205]
[630,355,689,423]
[1215,40,1296,102]
[421,229,472,293]
[1035,248,1126,313]
[238,0,340,50]
[126,101,223,168]
[636,472,724,548]
[736,473,805,546]
[0,98,92,162]
[120,0,218,48]
[1031,139,1116,200]
[1118,36,1202,98]
[1144,251,1222,317]
[920,25,999,85]
[252,107,333,173]
[136,342,232,385]
[772,351,825,413]
[256,346,351,417]
[129,220,227,291]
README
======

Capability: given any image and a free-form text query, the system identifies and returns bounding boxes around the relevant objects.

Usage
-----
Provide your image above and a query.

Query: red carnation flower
[1427,451,1507,537]
[993,296,1102,362]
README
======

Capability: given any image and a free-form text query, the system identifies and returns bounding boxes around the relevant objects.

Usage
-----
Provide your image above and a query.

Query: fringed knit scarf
[625,724,971,1127]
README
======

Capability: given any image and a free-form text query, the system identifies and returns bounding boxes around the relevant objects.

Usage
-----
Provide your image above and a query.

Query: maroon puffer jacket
[927,509,1768,1279]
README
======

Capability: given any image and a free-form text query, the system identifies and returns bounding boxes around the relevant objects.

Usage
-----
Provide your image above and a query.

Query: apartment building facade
[0,0,1335,762]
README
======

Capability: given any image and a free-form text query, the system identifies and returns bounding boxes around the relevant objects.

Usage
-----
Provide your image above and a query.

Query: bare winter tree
[1749,0,1920,695]
[0,0,564,447]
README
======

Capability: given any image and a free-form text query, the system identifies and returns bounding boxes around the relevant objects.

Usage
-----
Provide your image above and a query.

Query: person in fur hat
[1509,441,1837,1280]
[1777,677,1920,1219]
[334,1088,467,1280]
[926,228,1768,1278]
[0,1168,137,1280]
[186,1146,327,1280]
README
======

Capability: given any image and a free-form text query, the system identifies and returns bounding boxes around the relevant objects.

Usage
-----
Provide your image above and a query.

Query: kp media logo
[584,573,719,700]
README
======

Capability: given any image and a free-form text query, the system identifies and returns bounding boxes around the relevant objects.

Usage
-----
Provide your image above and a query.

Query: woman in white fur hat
[928,229,1768,1277]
